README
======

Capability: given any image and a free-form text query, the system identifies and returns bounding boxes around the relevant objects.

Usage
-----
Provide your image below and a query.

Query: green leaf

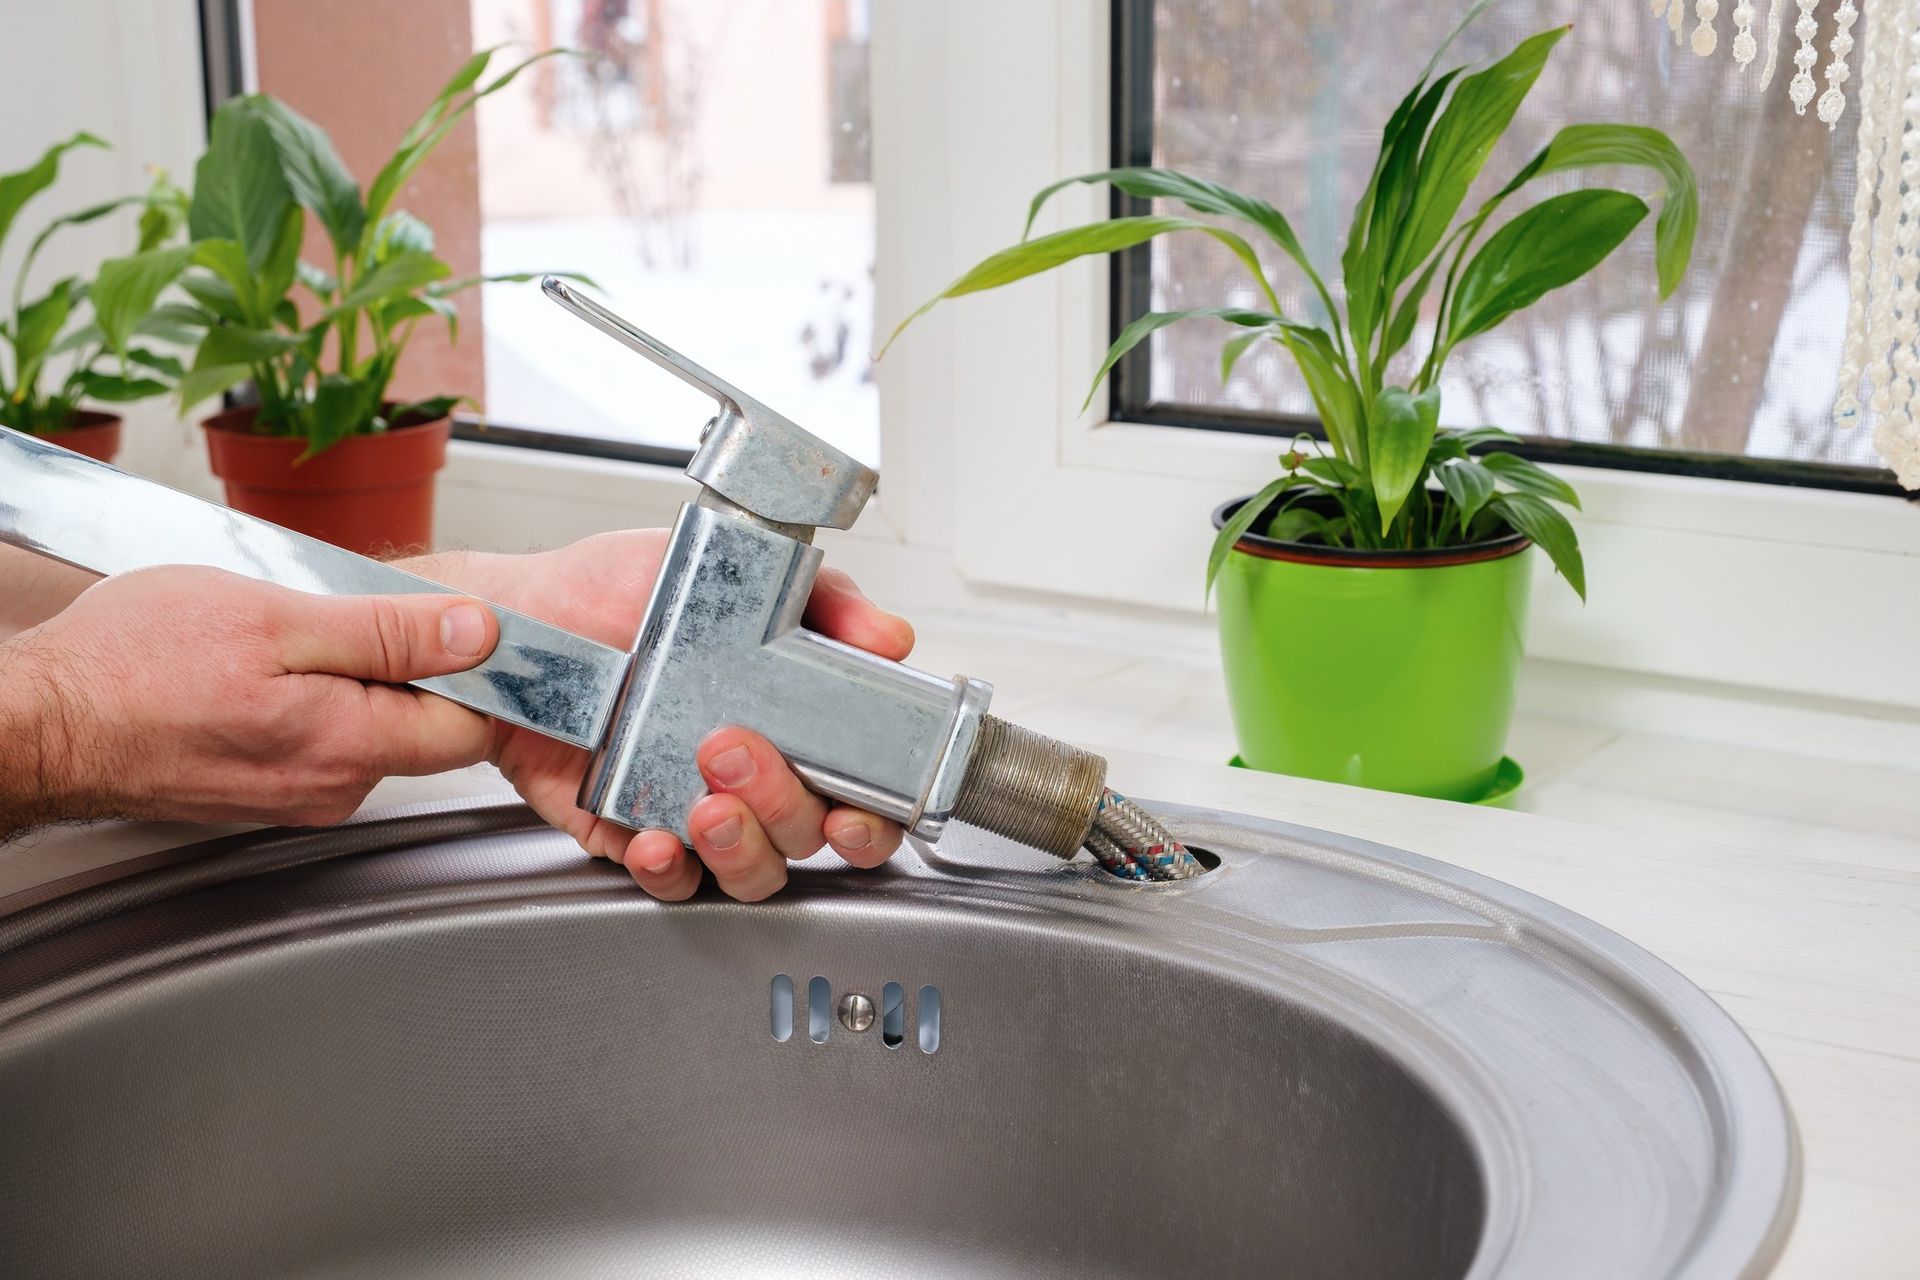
[329,249,450,316]
[1493,123,1699,298]
[1490,491,1585,600]
[249,94,367,258]
[0,131,106,264]
[1277,327,1364,465]
[388,393,464,424]
[1448,189,1648,346]
[381,293,459,344]
[190,238,262,324]
[1081,306,1279,410]
[365,48,571,224]
[126,347,185,380]
[426,268,597,296]
[368,210,434,263]
[136,169,190,252]
[882,215,1279,357]
[1344,69,1460,351]
[193,324,304,369]
[91,245,195,356]
[1206,475,1296,597]
[12,278,74,388]
[189,100,295,270]
[1220,328,1270,382]
[302,372,379,457]
[1435,458,1496,534]
[176,361,251,410]
[179,273,244,324]
[1391,26,1570,285]
[1442,424,1520,450]
[1367,385,1441,533]
[1382,250,1444,362]
[48,321,102,357]
[1299,454,1363,488]
[76,370,169,402]
[1265,506,1345,545]
[1478,449,1582,509]
[260,203,306,310]
[1024,167,1340,330]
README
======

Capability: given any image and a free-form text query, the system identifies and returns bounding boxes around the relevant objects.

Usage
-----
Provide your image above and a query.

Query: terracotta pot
[39,410,123,462]
[203,405,450,556]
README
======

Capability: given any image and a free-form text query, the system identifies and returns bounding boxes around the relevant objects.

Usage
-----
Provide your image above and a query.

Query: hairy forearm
[0,545,98,641]
[0,634,91,842]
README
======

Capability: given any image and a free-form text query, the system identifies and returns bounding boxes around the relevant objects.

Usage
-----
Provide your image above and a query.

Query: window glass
[1126,0,1869,468]
[471,0,877,461]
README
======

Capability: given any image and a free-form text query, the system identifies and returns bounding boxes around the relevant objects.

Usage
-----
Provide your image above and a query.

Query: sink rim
[0,795,1801,1278]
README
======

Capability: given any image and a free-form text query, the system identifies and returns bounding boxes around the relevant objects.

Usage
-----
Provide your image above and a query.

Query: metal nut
[837,992,875,1033]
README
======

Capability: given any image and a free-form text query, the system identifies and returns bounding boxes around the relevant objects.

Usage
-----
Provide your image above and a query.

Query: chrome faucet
[541,280,993,842]
[0,282,1106,856]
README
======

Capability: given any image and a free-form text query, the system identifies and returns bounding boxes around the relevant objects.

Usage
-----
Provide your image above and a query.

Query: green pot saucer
[1227,754,1525,808]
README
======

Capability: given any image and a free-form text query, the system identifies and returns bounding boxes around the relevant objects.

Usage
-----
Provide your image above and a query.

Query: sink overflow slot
[771,976,939,1054]
[770,974,794,1042]
[881,982,904,1048]
[807,976,832,1043]
[918,985,941,1054]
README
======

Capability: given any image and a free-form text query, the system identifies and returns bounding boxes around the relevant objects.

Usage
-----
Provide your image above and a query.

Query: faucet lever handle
[543,276,877,531]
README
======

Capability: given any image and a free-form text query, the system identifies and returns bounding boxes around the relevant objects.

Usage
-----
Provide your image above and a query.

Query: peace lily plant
[887,4,1698,800]
[0,133,191,458]
[165,46,589,553]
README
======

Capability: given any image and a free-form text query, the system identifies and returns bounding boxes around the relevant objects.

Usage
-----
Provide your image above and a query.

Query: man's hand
[0,565,501,833]
[417,532,917,903]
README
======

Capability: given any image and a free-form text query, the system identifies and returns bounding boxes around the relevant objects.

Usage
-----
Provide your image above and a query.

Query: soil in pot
[203,405,451,557]
[1212,491,1534,802]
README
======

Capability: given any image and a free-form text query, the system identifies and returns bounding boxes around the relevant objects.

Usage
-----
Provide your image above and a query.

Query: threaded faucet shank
[950,715,1107,859]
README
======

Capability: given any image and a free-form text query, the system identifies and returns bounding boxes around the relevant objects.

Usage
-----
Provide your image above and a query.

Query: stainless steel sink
[0,798,1797,1277]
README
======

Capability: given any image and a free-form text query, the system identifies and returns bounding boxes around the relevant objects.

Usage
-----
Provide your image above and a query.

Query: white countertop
[3,602,1916,1277]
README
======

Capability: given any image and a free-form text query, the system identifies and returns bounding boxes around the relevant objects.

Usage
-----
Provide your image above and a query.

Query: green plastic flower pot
[1212,495,1534,802]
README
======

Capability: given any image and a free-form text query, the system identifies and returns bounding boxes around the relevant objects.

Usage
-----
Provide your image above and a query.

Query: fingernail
[832,822,872,850]
[440,603,488,657]
[702,815,743,849]
[708,745,755,787]
[636,846,677,875]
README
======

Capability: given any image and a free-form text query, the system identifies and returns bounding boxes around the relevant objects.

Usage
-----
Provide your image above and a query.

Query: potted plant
[0,134,192,462]
[174,48,588,555]
[886,5,1697,801]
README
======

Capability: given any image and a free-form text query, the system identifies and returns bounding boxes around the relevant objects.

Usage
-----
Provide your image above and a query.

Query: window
[472,0,877,463]
[1110,0,1894,488]
[237,0,877,468]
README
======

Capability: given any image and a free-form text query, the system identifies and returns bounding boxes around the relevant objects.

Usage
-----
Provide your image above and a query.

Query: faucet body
[580,491,988,839]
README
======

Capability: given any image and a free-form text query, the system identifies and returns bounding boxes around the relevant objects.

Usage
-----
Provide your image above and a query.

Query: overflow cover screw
[837,992,875,1033]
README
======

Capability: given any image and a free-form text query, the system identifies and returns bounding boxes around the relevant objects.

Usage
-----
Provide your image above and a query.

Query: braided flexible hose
[1085,788,1205,881]
[950,715,1204,882]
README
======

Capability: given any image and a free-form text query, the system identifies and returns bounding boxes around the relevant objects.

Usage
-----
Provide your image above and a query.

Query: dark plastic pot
[1211,492,1534,802]
[38,410,122,462]
[203,405,450,556]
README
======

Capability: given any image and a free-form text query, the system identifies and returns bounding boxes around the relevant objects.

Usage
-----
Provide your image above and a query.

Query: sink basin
[0,798,1796,1277]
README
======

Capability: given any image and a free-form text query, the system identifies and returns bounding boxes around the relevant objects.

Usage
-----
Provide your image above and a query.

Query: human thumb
[274,589,499,683]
